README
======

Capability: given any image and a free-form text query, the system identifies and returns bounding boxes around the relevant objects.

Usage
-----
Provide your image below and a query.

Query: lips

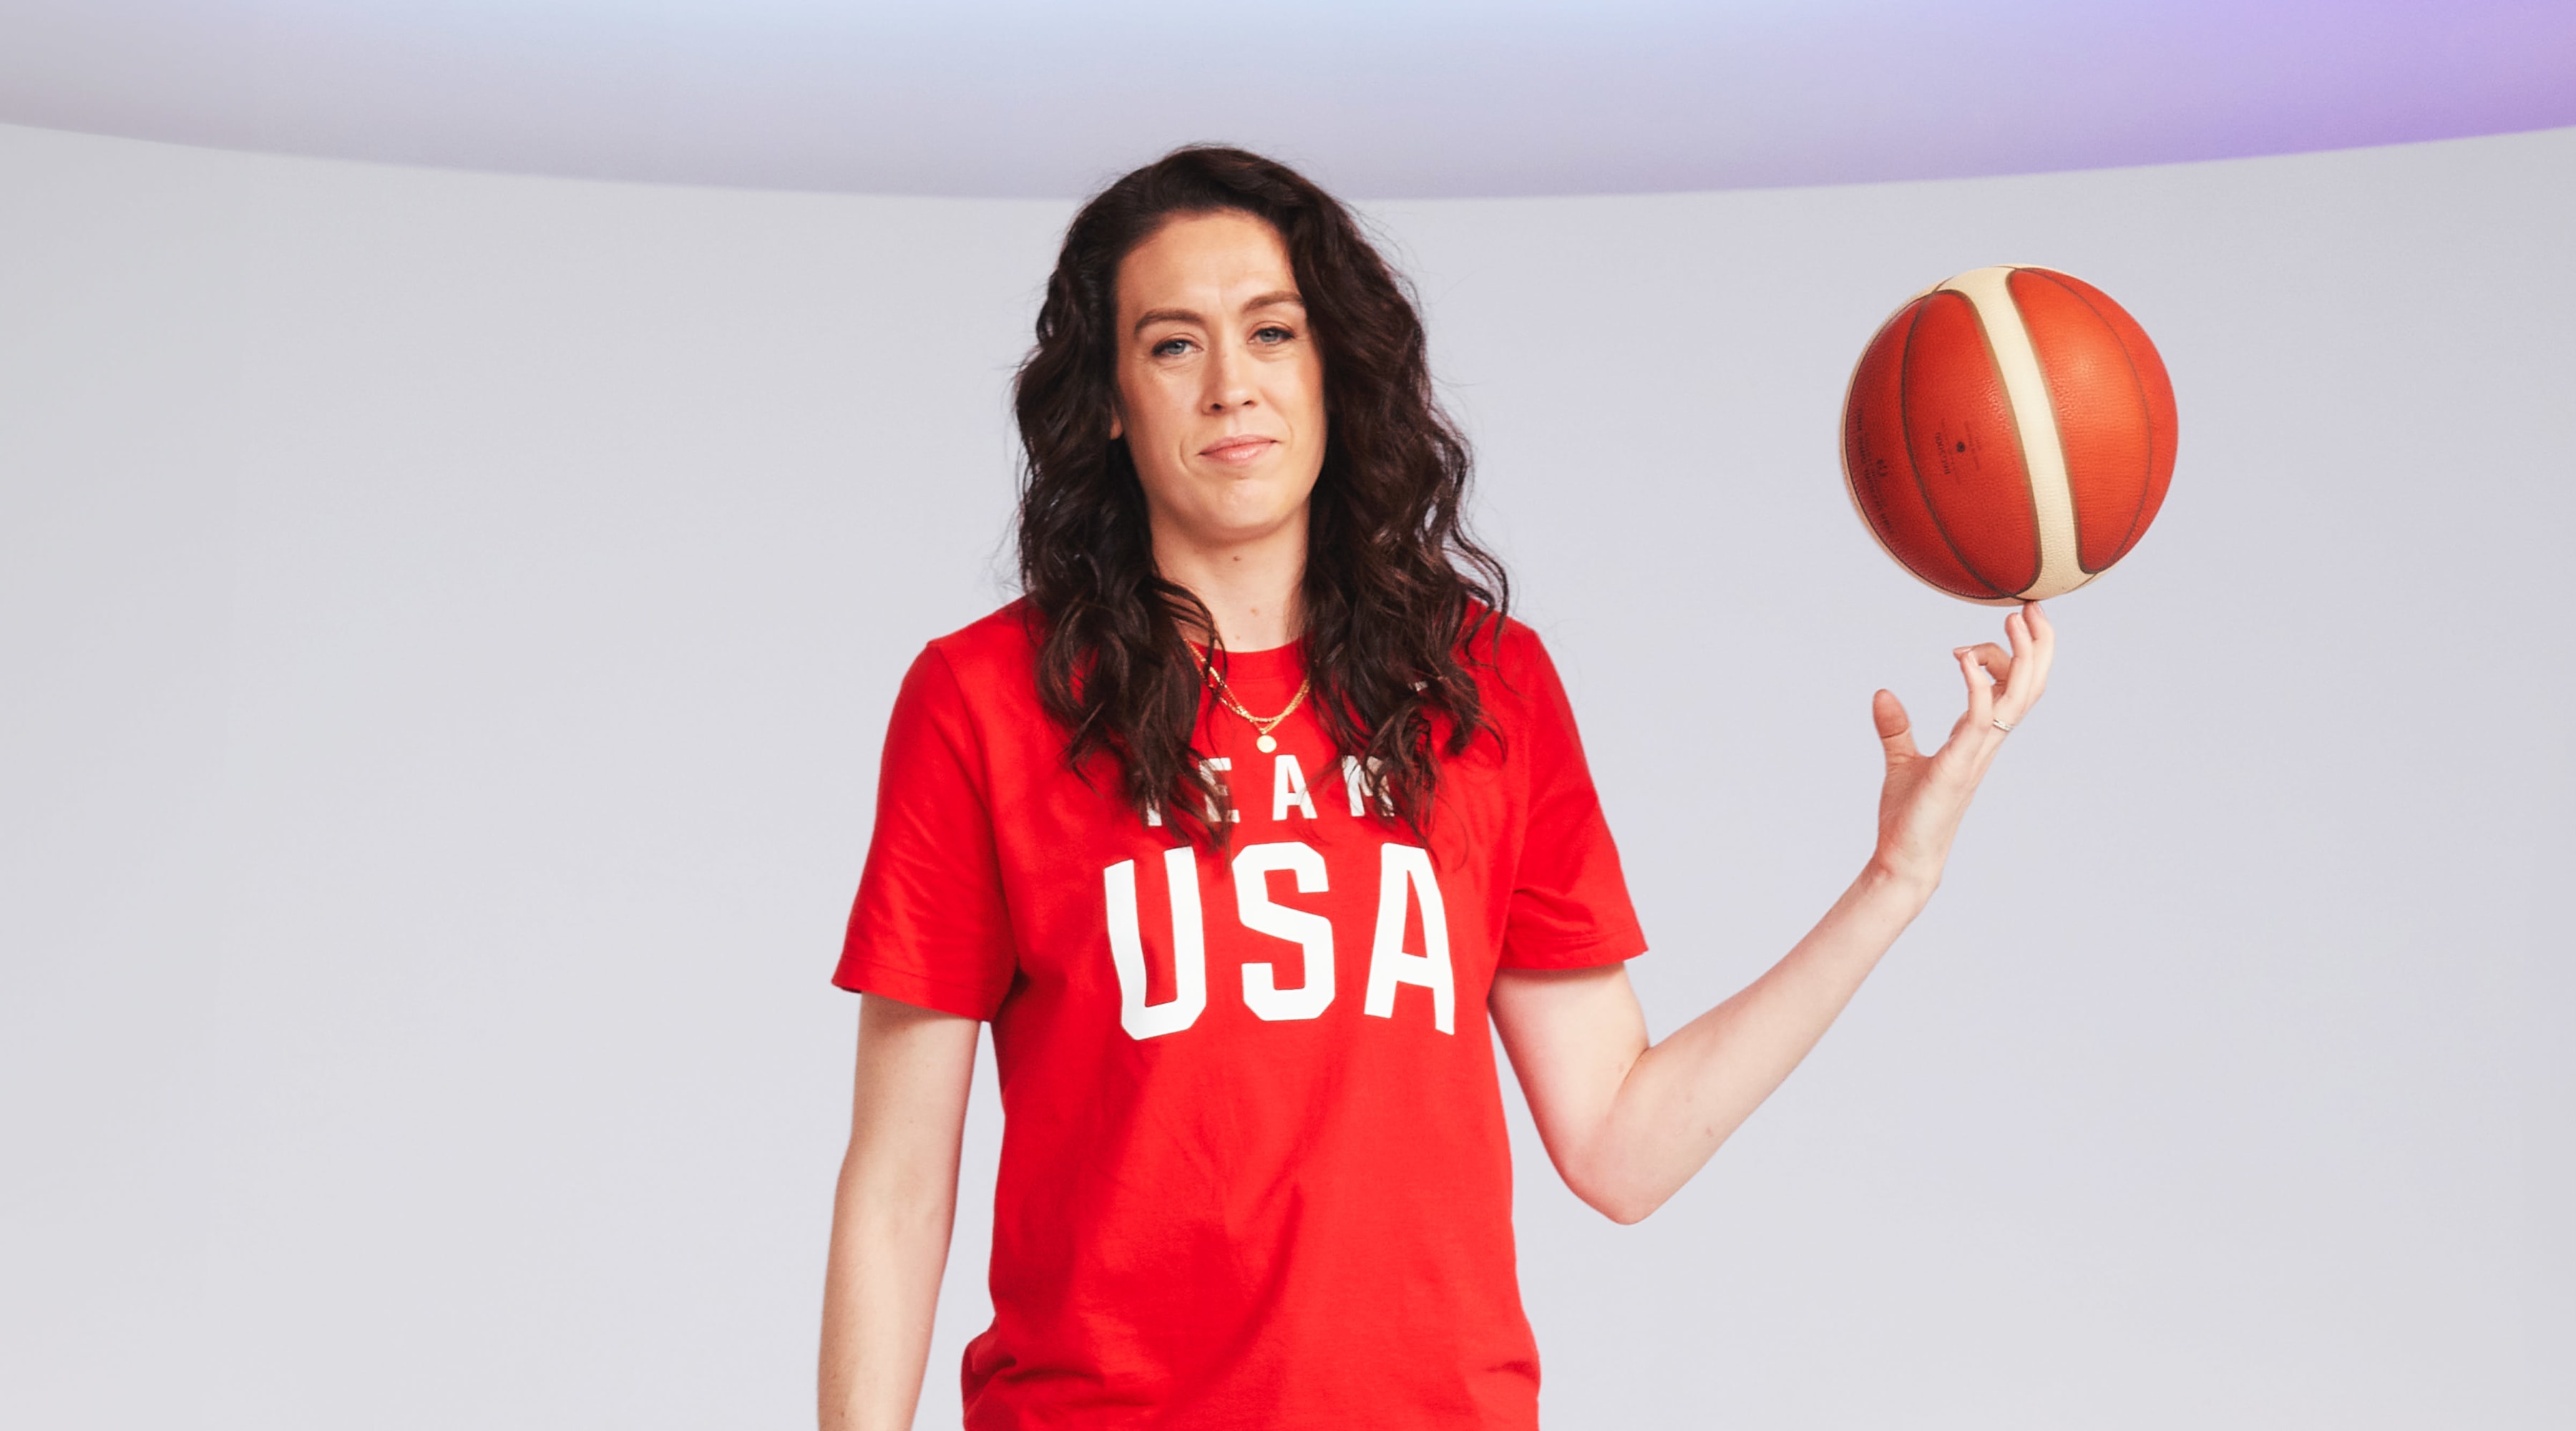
[1199,434,1278,464]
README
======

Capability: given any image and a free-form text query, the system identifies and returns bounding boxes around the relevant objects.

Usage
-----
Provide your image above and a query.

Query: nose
[1203,335,1257,414]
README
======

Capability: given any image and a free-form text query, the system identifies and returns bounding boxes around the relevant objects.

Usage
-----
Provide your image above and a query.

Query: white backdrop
[2,121,2568,1428]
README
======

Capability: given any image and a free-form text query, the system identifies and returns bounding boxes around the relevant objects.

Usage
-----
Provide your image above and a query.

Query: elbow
[1588,1190,1667,1226]
[1565,1167,1672,1226]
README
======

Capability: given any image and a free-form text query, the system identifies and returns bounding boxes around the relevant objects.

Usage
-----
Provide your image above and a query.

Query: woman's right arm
[819,993,982,1430]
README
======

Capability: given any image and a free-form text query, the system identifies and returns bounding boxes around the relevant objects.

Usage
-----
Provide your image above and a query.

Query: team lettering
[1104,758,1446,1041]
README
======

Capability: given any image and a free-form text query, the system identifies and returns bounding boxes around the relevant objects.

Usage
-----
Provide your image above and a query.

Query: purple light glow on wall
[0,0,2568,197]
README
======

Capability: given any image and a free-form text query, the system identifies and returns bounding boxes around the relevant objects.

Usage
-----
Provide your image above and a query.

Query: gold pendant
[1256,734,1278,753]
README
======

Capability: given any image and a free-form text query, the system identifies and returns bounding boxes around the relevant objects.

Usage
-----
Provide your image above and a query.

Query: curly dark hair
[1013,145,1508,845]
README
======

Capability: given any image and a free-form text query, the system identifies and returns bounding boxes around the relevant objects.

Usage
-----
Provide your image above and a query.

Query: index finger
[2026,600,2054,655]
[1997,601,2054,717]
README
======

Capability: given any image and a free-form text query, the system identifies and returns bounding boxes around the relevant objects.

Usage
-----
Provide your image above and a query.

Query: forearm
[1503,607,2051,1224]
[819,1148,957,1430]
[1575,859,1936,1221]
[819,996,979,1430]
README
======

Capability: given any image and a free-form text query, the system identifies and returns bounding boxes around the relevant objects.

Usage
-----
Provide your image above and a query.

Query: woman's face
[1110,210,1326,557]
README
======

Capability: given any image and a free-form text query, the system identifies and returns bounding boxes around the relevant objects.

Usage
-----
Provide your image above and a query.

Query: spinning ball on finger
[1840,265,2177,605]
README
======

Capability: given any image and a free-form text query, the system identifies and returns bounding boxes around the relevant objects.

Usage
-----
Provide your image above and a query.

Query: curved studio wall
[1,119,2569,1427]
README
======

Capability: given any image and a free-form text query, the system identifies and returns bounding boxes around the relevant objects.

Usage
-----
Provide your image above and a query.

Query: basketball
[1840,265,2177,604]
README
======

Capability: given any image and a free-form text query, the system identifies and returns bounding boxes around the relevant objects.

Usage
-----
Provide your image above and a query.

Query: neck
[1151,509,1307,652]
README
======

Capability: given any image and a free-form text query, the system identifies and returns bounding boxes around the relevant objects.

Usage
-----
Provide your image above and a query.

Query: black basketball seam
[1899,293,2014,600]
[1848,306,1968,598]
[2029,268,2160,573]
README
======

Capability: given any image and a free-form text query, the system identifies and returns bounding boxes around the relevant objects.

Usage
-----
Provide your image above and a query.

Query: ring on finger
[1991,718,2014,733]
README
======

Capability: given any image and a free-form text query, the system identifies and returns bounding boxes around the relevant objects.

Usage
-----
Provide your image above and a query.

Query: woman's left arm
[1488,602,2055,1224]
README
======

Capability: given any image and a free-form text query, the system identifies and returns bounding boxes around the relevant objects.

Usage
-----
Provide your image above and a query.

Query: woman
[819,146,2051,1430]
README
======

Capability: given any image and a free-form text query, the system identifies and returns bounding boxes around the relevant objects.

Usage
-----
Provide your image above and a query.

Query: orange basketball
[1840,265,2177,603]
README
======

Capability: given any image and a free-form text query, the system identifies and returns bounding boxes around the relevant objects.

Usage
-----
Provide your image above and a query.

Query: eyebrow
[1131,290,1307,336]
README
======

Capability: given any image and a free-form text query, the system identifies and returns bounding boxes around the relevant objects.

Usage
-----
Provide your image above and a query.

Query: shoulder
[876,602,1050,794]
[914,599,1043,698]
[1484,612,1551,672]
[1443,612,1586,766]
[1463,612,1568,710]
[880,601,1045,757]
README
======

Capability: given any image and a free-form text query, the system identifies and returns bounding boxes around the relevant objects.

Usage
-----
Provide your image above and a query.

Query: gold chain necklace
[1190,645,1312,753]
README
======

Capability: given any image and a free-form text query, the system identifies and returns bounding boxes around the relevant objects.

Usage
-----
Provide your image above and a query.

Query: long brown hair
[1013,145,1506,844]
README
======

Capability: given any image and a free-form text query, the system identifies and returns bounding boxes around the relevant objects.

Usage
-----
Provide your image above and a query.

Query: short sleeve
[1498,630,1649,970]
[834,644,1018,1019]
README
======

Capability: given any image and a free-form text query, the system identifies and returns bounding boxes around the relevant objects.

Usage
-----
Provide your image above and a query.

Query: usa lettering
[1102,839,1453,1040]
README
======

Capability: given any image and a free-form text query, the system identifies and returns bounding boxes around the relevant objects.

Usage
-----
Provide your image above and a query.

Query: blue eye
[1152,337,1194,357]
[1254,326,1292,343]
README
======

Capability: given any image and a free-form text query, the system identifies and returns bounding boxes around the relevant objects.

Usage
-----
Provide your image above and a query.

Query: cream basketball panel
[1935,265,2087,600]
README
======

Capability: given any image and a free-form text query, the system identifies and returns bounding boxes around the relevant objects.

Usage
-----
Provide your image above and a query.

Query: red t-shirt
[836,602,1644,1429]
